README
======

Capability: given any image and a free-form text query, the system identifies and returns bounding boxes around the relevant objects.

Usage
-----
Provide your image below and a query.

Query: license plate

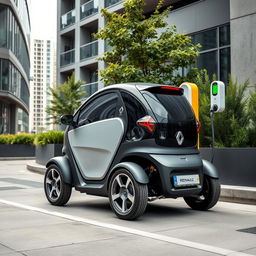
[173,174,200,187]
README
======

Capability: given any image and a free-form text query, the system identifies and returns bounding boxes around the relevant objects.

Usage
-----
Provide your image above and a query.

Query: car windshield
[142,90,195,123]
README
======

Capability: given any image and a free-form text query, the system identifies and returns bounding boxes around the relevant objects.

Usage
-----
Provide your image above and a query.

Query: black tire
[184,176,220,211]
[44,164,72,206]
[108,169,148,220]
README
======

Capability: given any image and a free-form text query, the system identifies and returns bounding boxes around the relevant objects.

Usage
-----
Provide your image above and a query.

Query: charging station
[210,81,225,112]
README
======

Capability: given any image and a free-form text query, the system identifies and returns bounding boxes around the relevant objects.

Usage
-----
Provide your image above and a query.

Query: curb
[0,157,36,161]
[26,161,256,205]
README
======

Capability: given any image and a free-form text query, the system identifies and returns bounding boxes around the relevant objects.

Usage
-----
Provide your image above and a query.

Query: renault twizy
[44,83,220,220]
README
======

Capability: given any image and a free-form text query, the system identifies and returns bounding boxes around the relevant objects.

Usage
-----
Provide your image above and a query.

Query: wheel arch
[202,160,219,179]
[46,156,73,184]
[108,161,149,190]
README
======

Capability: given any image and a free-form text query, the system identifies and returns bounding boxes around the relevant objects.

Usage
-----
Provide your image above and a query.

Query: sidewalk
[27,160,256,205]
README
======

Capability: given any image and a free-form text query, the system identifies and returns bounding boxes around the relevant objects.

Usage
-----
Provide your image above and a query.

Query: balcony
[61,9,75,30]
[60,49,75,67]
[80,41,98,61]
[81,82,98,97]
[105,0,123,8]
[81,0,99,20]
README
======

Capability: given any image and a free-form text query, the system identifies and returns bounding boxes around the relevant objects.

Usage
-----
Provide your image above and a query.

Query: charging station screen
[212,83,218,96]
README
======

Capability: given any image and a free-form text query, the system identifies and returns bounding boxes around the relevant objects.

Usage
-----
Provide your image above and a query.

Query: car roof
[101,82,165,92]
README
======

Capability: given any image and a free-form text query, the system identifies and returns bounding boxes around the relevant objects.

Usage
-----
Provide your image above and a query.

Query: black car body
[44,83,220,220]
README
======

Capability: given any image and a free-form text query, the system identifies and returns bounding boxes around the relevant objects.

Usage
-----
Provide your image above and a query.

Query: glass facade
[0,101,10,133]
[105,0,123,8]
[0,4,30,78]
[0,1,30,133]
[81,0,98,20]
[80,40,98,61]
[61,9,75,30]
[0,58,29,107]
[60,49,75,66]
[191,24,231,84]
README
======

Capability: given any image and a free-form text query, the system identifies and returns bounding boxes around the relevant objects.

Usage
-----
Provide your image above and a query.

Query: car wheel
[109,169,148,220]
[184,176,220,211]
[44,164,72,206]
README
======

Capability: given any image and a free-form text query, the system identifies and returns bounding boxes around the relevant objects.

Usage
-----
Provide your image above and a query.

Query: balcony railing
[60,49,75,67]
[61,9,75,30]
[80,41,98,61]
[81,0,99,20]
[105,0,123,8]
[81,82,98,97]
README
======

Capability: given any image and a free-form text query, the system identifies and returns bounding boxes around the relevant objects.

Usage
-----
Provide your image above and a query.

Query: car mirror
[60,115,75,126]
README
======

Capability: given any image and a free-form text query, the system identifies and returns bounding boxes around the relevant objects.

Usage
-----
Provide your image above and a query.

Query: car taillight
[137,115,156,133]
[196,119,200,133]
[160,86,182,91]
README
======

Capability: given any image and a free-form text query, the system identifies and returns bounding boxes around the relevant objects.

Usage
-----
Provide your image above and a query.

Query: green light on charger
[212,83,218,96]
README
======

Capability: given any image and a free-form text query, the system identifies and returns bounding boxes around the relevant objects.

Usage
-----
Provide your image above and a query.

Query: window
[78,93,119,126]
[190,24,230,84]
[121,92,146,141]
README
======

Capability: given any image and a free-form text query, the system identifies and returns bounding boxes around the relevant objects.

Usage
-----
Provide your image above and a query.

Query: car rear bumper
[150,154,203,198]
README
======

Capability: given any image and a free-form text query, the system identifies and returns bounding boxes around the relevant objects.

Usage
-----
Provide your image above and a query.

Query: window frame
[75,90,123,127]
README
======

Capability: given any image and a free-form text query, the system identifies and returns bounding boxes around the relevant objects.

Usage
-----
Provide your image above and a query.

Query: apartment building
[0,0,30,133]
[57,0,256,98]
[30,39,56,133]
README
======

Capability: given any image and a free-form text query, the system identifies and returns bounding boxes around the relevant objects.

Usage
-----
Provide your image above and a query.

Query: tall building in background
[30,39,56,133]
[57,0,256,97]
[0,0,30,133]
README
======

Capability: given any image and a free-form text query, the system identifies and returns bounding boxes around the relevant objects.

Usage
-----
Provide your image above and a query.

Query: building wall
[166,0,230,34]
[230,0,256,88]
[30,39,56,133]
[0,0,30,134]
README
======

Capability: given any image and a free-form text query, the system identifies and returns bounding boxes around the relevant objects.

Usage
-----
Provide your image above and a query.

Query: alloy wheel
[111,173,135,215]
[45,168,62,201]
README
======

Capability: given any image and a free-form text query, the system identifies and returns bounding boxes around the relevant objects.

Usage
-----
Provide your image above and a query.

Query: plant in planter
[34,131,64,165]
[0,133,36,157]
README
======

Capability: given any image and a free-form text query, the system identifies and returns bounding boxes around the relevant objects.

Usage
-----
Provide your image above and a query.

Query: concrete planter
[35,144,63,166]
[0,144,35,157]
[200,148,256,187]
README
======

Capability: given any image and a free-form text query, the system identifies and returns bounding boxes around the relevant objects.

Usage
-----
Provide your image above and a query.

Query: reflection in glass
[80,41,98,60]
[196,51,218,78]
[81,0,98,20]
[220,48,230,84]
[219,24,230,47]
[192,28,217,51]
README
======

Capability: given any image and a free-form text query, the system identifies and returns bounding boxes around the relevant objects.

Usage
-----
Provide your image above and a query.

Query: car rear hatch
[139,85,198,148]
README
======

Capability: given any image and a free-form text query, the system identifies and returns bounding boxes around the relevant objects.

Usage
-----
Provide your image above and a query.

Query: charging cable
[210,105,218,163]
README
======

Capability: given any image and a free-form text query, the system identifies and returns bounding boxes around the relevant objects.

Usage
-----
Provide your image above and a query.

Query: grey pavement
[0,160,256,256]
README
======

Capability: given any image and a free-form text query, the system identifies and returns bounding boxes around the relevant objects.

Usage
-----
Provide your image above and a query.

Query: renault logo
[176,131,184,145]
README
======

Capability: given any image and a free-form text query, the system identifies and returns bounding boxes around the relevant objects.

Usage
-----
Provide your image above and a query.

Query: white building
[29,38,56,133]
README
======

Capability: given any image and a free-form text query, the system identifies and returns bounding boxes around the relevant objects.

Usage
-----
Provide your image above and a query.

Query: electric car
[44,83,220,220]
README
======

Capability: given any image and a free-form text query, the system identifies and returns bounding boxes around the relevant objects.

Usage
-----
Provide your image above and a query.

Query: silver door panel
[68,118,124,180]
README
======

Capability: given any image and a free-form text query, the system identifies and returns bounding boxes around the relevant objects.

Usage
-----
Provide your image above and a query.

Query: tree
[46,73,85,124]
[94,0,200,85]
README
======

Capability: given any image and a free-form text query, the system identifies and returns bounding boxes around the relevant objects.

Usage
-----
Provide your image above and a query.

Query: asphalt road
[0,160,255,256]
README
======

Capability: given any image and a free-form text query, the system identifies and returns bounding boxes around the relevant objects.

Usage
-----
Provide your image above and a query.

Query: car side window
[121,92,147,140]
[78,93,119,126]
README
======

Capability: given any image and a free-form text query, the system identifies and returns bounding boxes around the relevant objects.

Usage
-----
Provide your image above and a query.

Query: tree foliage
[95,0,200,85]
[46,73,85,124]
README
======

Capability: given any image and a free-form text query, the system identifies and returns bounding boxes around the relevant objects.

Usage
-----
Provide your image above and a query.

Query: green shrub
[34,131,64,146]
[10,133,36,145]
[0,134,35,144]
[0,135,10,144]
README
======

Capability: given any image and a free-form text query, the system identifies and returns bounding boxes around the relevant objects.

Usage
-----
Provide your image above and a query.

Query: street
[0,160,256,256]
